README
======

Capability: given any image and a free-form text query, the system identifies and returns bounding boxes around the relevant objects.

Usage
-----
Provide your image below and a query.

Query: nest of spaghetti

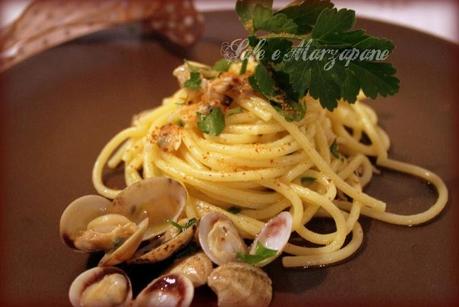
[92,60,447,269]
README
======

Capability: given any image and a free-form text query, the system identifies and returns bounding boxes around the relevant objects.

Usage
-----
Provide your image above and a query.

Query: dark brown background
[1,11,458,307]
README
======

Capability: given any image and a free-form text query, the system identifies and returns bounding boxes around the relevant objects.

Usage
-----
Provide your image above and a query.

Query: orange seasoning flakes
[151,123,182,152]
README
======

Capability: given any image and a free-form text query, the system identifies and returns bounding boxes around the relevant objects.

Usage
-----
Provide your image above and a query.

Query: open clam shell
[250,211,292,267]
[59,195,111,251]
[99,218,149,266]
[111,177,187,240]
[134,274,194,307]
[130,220,196,264]
[198,212,247,266]
[69,266,132,307]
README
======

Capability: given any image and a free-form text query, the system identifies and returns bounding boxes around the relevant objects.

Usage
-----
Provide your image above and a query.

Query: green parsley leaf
[167,218,197,233]
[227,206,242,214]
[236,1,298,34]
[276,0,333,34]
[312,8,355,39]
[236,1,399,113]
[301,176,316,185]
[236,0,273,32]
[184,71,201,90]
[278,23,399,109]
[252,5,298,33]
[213,59,232,72]
[330,140,340,158]
[227,107,243,116]
[349,62,399,99]
[237,242,277,265]
[309,61,341,110]
[249,63,275,98]
[197,107,225,136]
[273,100,306,122]
[250,37,293,65]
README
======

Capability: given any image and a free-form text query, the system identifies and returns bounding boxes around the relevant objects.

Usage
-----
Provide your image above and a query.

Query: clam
[130,218,196,264]
[99,218,149,266]
[249,211,292,267]
[198,213,247,265]
[207,262,272,307]
[59,195,149,266]
[60,195,113,251]
[111,177,187,240]
[134,274,194,307]
[166,252,213,287]
[60,178,187,255]
[69,267,132,307]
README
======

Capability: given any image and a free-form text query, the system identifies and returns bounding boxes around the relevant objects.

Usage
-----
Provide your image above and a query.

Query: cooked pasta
[92,62,448,268]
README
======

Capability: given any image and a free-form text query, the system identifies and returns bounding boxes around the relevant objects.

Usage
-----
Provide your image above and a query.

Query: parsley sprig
[197,107,226,136]
[184,71,202,90]
[237,242,277,265]
[236,0,399,114]
[167,218,197,233]
[330,139,340,158]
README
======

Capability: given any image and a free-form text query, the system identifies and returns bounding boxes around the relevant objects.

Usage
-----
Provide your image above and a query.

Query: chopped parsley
[184,71,202,90]
[237,242,277,265]
[197,107,225,136]
[213,58,232,72]
[330,140,340,158]
[167,218,197,233]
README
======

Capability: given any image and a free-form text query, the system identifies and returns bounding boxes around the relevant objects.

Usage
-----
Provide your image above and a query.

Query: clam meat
[198,212,247,265]
[69,267,132,307]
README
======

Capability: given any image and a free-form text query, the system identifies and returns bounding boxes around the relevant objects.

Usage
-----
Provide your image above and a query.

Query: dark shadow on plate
[349,216,372,260]
[85,252,104,268]
[85,253,177,296]
[365,166,449,227]
[192,286,218,307]
[267,216,373,294]
[266,258,328,294]
[102,165,126,191]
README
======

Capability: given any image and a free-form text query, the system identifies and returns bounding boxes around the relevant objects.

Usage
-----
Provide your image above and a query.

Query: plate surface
[0,11,458,306]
